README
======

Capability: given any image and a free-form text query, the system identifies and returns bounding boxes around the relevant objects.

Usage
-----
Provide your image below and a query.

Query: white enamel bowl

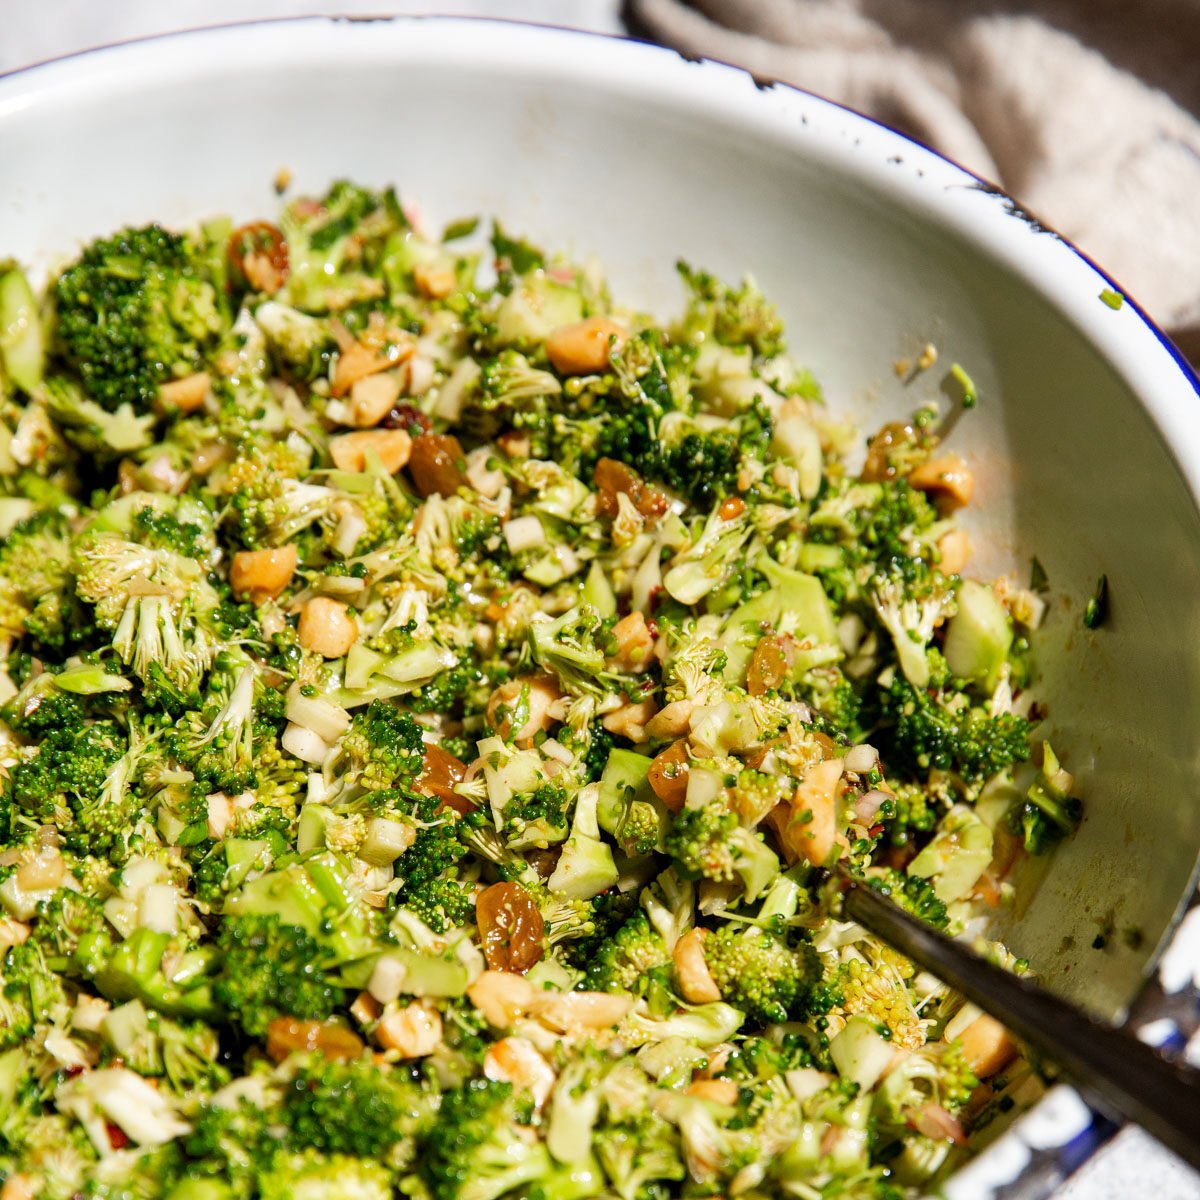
[2,17,1199,1195]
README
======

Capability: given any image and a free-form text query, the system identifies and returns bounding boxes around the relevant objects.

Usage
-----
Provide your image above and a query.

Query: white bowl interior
[3,18,1199,1024]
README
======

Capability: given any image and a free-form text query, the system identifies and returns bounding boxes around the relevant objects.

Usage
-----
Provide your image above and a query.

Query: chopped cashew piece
[771,758,847,867]
[609,611,655,672]
[957,1015,1018,1078]
[298,597,358,658]
[645,699,694,740]
[230,545,298,602]
[673,928,722,1004]
[376,1001,443,1057]
[348,371,403,427]
[329,428,412,474]
[483,1036,556,1109]
[687,1078,739,1106]
[467,970,537,1028]
[545,317,628,375]
[936,528,972,576]
[531,991,633,1032]
[601,697,658,742]
[413,261,456,299]
[158,371,210,414]
[487,674,564,744]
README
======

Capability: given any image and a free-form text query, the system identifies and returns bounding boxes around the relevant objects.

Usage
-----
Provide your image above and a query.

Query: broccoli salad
[0,182,1082,1200]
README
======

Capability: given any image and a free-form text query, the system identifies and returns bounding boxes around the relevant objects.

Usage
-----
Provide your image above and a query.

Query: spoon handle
[840,876,1200,1169]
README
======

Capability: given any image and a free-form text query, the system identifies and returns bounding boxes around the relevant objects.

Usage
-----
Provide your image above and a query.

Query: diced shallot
[854,790,891,824]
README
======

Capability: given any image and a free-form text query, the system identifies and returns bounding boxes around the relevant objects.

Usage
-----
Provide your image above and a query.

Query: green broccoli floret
[719,1032,817,1080]
[341,700,426,791]
[594,1109,687,1200]
[527,605,630,699]
[281,1056,426,1158]
[877,780,940,848]
[74,530,222,695]
[391,801,473,933]
[875,1041,978,1136]
[662,506,754,607]
[865,870,949,931]
[480,349,562,409]
[98,999,228,1094]
[259,1150,395,1200]
[130,501,213,558]
[583,724,616,783]
[700,925,820,1024]
[809,479,941,584]
[53,224,225,412]
[870,570,958,690]
[167,665,259,793]
[280,181,404,312]
[419,1077,552,1200]
[663,805,779,899]
[213,914,340,1036]
[879,677,1032,783]
[0,511,89,652]
[409,664,486,718]
[586,911,670,994]
[7,716,125,828]
[657,428,742,510]
[677,262,785,359]
[27,888,109,961]
[1,942,69,1048]
[253,301,336,381]
[38,375,155,457]
[178,1099,278,1192]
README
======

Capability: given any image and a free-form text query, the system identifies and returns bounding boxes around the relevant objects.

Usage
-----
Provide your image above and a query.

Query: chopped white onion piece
[138,884,178,935]
[282,722,331,765]
[359,817,416,867]
[503,515,545,553]
[844,744,878,774]
[368,954,408,1004]
[285,687,351,744]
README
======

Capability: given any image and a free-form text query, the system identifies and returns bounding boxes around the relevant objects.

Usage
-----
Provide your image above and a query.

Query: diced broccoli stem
[943,580,1013,690]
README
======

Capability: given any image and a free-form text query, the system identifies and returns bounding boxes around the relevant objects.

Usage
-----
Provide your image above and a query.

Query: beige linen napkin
[627,0,1200,358]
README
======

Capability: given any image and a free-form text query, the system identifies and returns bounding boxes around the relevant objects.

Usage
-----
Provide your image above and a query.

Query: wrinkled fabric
[628,0,1200,349]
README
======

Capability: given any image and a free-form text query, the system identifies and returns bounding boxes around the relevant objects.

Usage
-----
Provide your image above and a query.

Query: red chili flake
[106,1123,129,1150]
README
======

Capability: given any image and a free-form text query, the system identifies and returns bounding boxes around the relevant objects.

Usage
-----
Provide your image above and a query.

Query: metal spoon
[837,871,1200,1169]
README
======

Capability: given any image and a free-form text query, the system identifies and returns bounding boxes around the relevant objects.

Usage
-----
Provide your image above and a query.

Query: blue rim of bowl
[1,14,1197,1195]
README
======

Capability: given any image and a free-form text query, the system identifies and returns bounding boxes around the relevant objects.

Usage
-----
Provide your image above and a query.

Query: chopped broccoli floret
[663,805,780,899]
[213,915,340,1036]
[701,925,820,1024]
[341,700,427,791]
[586,910,670,994]
[419,1078,552,1200]
[879,677,1032,783]
[281,1056,424,1158]
[53,224,226,412]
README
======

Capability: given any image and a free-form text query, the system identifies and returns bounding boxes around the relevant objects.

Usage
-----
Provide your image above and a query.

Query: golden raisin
[594,457,669,522]
[476,882,544,974]
[861,422,917,482]
[228,221,289,292]
[416,744,471,814]
[647,740,691,813]
[746,634,799,696]
[408,433,466,497]
[265,1018,364,1062]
